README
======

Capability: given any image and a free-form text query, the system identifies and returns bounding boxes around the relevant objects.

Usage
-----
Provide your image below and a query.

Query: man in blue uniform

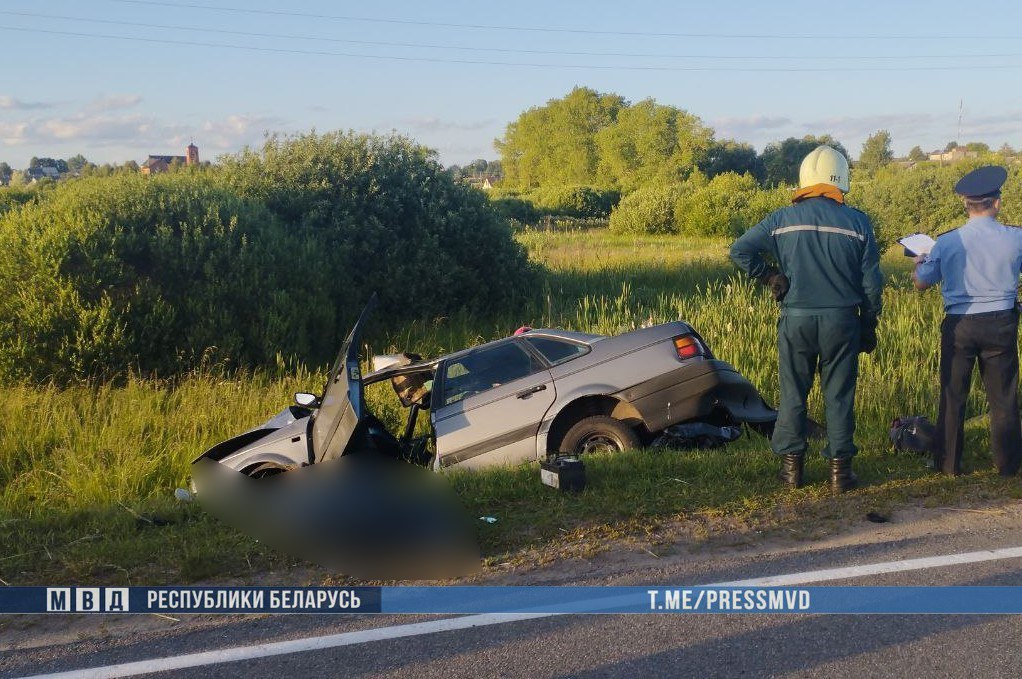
[731,146,884,493]
[913,165,1022,477]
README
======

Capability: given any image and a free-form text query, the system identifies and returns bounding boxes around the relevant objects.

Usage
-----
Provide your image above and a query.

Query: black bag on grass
[889,416,936,455]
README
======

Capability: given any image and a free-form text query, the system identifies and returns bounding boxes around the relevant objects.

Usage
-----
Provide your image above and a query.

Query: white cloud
[397,117,496,133]
[85,94,143,113]
[4,112,187,148]
[959,110,1022,139]
[198,114,286,150]
[0,104,287,165]
[0,121,29,145]
[800,113,936,140]
[713,114,792,134]
[0,96,55,111]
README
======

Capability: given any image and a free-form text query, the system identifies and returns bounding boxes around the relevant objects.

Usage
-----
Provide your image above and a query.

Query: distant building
[141,143,200,175]
[927,147,977,163]
[25,166,60,182]
[466,175,499,190]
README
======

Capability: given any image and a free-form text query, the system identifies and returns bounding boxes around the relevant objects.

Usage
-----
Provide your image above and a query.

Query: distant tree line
[493,87,857,192]
[447,158,503,181]
[488,87,1021,235]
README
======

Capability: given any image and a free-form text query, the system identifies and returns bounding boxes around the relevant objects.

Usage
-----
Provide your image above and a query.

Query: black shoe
[778,453,804,488]
[830,457,858,493]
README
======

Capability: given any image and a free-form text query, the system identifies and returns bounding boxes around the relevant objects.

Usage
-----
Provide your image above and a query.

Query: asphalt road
[4,503,1022,678]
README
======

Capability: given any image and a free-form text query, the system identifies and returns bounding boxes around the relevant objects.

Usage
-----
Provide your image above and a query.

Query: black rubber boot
[778,453,804,488]
[830,457,858,493]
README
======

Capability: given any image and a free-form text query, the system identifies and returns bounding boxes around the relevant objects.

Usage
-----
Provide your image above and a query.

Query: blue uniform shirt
[916,216,1022,314]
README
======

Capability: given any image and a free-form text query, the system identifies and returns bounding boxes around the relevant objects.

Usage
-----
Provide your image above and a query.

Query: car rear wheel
[560,416,640,456]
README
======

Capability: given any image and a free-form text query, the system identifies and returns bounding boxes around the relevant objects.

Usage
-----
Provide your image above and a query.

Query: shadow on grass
[3,427,1019,586]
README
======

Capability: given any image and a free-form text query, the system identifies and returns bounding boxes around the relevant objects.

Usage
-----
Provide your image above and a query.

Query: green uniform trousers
[772,309,861,459]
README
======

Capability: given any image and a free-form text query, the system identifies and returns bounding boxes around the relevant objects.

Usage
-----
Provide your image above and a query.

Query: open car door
[311,295,376,462]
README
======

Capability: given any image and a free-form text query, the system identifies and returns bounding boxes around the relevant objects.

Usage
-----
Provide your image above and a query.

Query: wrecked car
[194,298,776,476]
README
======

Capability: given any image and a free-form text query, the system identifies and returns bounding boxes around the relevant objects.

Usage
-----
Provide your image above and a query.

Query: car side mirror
[294,392,320,408]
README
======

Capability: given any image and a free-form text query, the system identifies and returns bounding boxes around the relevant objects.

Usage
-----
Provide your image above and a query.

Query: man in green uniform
[730,146,884,492]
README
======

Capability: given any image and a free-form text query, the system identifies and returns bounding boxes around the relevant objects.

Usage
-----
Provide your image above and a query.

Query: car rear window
[523,336,589,365]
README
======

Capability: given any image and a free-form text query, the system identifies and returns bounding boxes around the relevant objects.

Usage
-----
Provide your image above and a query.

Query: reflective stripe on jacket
[729,196,884,316]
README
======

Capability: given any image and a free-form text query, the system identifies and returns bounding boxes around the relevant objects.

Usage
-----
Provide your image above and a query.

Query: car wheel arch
[545,394,644,454]
[230,453,300,477]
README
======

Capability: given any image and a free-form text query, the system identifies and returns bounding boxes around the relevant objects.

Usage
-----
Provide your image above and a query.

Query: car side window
[442,342,543,405]
[522,336,589,365]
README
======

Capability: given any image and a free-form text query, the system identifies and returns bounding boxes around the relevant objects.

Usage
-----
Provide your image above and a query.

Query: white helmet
[799,145,850,192]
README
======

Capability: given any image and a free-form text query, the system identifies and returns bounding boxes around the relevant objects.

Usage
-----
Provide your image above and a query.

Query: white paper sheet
[897,233,936,256]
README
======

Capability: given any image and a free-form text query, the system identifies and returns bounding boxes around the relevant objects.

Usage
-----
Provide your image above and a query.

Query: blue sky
[2,0,1022,168]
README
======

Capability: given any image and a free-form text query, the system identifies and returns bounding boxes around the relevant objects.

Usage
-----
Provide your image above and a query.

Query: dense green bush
[218,131,535,329]
[610,173,787,236]
[849,160,1022,248]
[609,160,1022,242]
[0,184,48,215]
[489,184,619,222]
[608,181,688,234]
[0,131,535,383]
[489,193,541,223]
[1000,165,1022,224]
[0,173,335,382]
[675,172,788,237]
[529,185,619,219]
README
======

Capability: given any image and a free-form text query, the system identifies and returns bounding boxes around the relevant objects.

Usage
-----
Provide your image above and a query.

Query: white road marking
[715,545,1022,586]
[19,613,553,679]
[19,545,1022,679]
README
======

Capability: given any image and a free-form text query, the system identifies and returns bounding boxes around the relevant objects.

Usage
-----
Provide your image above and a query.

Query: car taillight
[673,334,704,360]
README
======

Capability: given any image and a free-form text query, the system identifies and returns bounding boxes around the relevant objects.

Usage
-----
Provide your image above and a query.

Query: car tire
[560,416,640,456]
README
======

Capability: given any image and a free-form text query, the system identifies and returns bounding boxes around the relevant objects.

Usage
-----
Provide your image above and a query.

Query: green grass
[0,230,1010,585]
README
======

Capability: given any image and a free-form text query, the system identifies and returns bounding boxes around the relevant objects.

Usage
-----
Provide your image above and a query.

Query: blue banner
[0,587,381,614]
[4,586,1022,614]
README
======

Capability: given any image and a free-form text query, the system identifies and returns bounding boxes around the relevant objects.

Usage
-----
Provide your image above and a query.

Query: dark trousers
[772,310,860,459]
[935,309,1022,476]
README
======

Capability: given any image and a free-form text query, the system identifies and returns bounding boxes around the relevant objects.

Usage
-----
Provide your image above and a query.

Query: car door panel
[432,341,556,468]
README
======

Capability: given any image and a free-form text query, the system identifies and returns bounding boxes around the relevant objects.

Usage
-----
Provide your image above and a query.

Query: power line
[5,24,1022,72]
[111,0,1022,40]
[5,10,1022,61]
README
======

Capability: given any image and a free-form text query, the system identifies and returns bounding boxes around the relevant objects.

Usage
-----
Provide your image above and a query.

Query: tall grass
[0,231,980,517]
[0,230,1001,583]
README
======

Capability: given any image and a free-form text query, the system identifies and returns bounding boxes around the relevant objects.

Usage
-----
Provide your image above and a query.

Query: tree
[944,141,958,152]
[859,129,894,174]
[908,146,927,162]
[66,154,90,173]
[0,162,11,185]
[29,157,68,173]
[999,143,1016,157]
[466,159,488,176]
[700,140,762,181]
[965,142,990,154]
[759,135,850,187]
[496,87,626,189]
[594,98,713,191]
